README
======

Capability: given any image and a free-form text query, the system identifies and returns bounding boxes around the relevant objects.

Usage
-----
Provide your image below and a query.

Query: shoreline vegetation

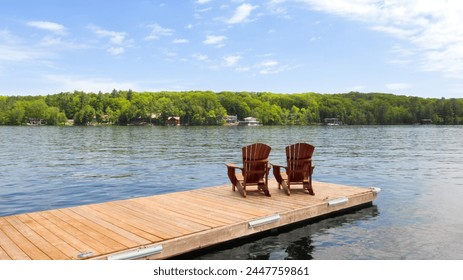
[1,90,462,126]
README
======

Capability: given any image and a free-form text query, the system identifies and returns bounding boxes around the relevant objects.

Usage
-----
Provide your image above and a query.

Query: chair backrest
[285,143,315,182]
[242,143,271,183]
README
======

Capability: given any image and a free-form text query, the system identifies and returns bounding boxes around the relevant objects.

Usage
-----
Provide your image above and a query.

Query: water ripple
[1,125,463,259]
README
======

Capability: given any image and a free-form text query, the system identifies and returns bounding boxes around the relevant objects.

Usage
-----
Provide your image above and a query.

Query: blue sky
[1,0,462,98]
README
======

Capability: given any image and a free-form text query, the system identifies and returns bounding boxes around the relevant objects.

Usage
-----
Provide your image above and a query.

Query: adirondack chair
[272,143,315,196]
[225,143,272,198]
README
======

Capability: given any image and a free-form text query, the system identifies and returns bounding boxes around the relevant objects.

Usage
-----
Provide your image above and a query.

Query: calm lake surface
[1,125,462,259]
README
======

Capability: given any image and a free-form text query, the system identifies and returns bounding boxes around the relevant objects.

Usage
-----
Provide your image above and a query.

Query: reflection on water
[185,205,379,260]
[1,125,462,259]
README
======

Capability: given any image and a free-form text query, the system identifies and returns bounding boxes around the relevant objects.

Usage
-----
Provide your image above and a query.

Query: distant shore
[1,90,462,126]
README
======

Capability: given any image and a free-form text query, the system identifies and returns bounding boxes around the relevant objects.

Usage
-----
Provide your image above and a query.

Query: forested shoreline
[1,90,462,126]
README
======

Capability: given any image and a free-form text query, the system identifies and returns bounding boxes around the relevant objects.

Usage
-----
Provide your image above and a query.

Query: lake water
[1,125,462,259]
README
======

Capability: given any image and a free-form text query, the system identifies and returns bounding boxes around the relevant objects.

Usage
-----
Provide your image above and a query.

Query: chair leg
[272,166,283,190]
[264,189,271,197]
[308,166,315,195]
[257,183,271,197]
[303,181,315,195]
[281,180,290,196]
[235,181,247,198]
[226,166,238,192]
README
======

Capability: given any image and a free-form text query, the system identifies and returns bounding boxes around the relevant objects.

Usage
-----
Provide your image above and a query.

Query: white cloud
[299,0,463,78]
[267,0,289,17]
[145,24,174,40]
[107,46,125,55]
[256,58,298,75]
[0,30,52,62]
[1,29,85,63]
[0,29,19,43]
[227,3,258,24]
[193,53,209,61]
[163,49,177,57]
[370,25,417,39]
[388,59,411,65]
[203,35,227,47]
[258,60,279,74]
[300,0,380,20]
[89,26,127,45]
[386,83,412,90]
[0,45,39,62]
[196,7,213,13]
[37,36,88,51]
[196,0,212,4]
[348,85,366,92]
[27,21,67,35]
[236,67,251,72]
[260,68,281,74]
[44,74,137,92]
[88,25,131,55]
[260,60,279,67]
[222,55,241,66]
[173,38,189,44]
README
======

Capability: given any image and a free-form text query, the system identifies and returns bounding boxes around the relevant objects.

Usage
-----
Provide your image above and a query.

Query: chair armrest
[271,163,286,184]
[225,163,242,187]
[271,163,287,169]
[225,163,242,170]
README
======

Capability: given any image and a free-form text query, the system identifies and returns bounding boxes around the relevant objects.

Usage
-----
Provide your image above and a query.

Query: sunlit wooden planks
[0,179,379,260]
[0,221,31,260]
[4,215,68,260]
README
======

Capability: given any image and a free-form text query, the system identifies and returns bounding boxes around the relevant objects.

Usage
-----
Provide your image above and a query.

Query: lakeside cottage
[225,115,238,124]
[27,118,47,126]
[167,116,180,126]
[239,117,262,126]
[420,119,432,125]
[323,118,342,126]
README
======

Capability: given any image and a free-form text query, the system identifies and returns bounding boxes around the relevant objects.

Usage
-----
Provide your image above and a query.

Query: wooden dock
[0,179,379,260]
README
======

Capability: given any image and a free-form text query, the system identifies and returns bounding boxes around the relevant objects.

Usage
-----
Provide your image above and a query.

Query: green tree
[25,99,49,120]
[8,103,26,125]
[46,107,67,125]
[74,105,96,125]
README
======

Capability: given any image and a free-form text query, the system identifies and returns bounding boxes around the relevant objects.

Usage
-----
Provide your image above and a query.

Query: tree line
[1,90,462,126]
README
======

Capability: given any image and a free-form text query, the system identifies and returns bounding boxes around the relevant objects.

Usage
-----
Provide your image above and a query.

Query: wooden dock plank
[17,214,81,259]
[181,192,272,219]
[136,196,227,228]
[194,187,307,212]
[26,211,104,256]
[123,200,212,232]
[185,189,280,217]
[69,206,151,247]
[114,198,210,233]
[0,226,30,260]
[166,190,258,216]
[0,245,11,260]
[0,180,379,260]
[193,183,312,208]
[85,203,171,240]
[80,204,162,242]
[0,219,49,259]
[158,195,248,223]
[38,211,112,254]
[89,202,181,240]
[53,209,127,252]
[101,201,191,238]
[5,216,70,260]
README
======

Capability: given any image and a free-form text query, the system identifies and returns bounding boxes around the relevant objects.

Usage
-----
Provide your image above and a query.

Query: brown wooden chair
[272,143,315,196]
[225,143,272,198]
